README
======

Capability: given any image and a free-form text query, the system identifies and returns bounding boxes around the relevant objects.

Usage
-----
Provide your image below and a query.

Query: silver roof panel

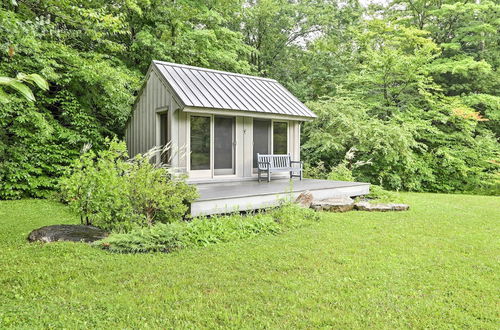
[153,60,316,118]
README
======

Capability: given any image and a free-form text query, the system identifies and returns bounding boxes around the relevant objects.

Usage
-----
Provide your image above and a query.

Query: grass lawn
[0,193,499,328]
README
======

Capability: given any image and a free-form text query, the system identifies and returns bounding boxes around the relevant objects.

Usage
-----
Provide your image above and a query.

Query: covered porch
[190,178,370,216]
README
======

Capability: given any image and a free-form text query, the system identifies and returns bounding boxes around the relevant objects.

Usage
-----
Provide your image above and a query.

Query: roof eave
[183,106,316,121]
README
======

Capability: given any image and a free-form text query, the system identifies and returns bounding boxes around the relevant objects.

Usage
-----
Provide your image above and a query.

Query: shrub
[96,204,320,253]
[302,97,499,193]
[303,161,328,179]
[180,213,281,247]
[270,202,320,228]
[365,185,403,203]
[99,223,185,253]
[59,139,198,231]
[327,163,354,181]
[59,140,133,230]
[127,152,198,226]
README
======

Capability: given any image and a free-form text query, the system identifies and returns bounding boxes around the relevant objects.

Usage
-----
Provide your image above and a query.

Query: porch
[190,178,370,216]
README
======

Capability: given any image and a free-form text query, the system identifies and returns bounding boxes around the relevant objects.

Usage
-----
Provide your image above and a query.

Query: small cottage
[126,61,369,215]
[126,60,316,180]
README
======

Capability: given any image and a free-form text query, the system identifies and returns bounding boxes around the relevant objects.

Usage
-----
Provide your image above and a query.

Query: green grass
[0,193,499,328]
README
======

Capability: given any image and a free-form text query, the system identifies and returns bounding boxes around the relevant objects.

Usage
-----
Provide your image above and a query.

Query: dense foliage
[1,0,498,197]
[97,203,319,253]
[59,139,197,231]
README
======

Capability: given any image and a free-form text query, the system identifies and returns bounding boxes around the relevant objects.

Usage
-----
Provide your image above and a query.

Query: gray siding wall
[126,69,169,156]
[125,68,183,162]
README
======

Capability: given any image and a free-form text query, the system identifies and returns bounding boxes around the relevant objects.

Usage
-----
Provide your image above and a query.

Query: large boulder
[311,196,354,212]
[354,201,409,212]
[295,190,314,208]
[28,225,108,243]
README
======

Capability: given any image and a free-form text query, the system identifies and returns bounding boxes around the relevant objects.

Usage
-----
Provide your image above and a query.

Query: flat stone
[295,190,314,208]
[355,201,409,212]
[28,225,108,243]
[311,196,354,212]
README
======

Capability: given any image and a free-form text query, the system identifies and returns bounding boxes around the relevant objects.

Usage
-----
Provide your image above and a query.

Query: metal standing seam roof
[153,60,316,119]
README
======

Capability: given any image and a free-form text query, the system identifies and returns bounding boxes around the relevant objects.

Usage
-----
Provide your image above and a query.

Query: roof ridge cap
[153,60,277,82]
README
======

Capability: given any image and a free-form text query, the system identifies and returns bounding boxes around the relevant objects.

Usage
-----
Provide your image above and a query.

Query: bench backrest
[257,154,291,169]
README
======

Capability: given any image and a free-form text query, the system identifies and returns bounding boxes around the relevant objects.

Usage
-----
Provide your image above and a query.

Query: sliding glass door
[189,115,235,178]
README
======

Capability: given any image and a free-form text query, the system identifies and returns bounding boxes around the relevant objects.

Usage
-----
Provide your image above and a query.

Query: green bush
[99,223,185,253]
[365,185,403,203]
[126,152,198,226]
[59,139,198,231]
[180,213,281,247]
[96,204,321,253]
[302,90,499,194]
[59,140,133,230]
[303,161,328,179]
[327,163,354,182]
[270,202,320,228]
[0,9,140,200]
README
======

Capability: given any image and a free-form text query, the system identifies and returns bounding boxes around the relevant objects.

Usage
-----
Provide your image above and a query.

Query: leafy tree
[0,0,498,198]
[0,8,139,198]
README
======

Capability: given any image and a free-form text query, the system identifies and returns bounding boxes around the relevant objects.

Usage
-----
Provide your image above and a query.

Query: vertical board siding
[125,69,170,157]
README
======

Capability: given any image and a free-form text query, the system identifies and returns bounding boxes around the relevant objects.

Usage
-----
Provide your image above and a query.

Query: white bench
[257,153,303,182]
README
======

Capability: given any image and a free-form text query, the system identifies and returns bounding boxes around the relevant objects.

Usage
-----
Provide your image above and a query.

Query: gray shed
[126,60,316,181]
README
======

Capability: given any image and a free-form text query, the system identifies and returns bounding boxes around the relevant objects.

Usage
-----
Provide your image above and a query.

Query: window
[190,116,211,170]
[253,119,271,168]
[253,119,289,169]
[159,112,169,164]
[273,121,288,154]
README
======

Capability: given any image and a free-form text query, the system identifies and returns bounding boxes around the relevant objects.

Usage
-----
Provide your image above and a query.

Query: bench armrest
[290,160,303,168]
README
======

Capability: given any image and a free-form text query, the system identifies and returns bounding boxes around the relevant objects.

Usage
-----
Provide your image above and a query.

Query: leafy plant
[0,73,48,103]
[59,139,197,231]
[96,203,320,253]
[59,140,135,230]
[365,185,403,204]
[127,149,198,226]
[99,223,185,253]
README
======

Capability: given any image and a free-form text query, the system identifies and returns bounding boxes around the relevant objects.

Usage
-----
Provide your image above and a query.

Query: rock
[28,225,108,243]
[311,196,354,212]
[354,201,409,212]
[295,190,314,208]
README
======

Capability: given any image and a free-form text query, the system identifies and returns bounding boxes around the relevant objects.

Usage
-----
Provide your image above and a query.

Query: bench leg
[267,169,271,182]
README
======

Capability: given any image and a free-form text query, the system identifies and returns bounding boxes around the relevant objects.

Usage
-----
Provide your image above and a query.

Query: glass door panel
[273,121,288,154]
[214,116,235,175]
[190,116,211,171]
[253,119,271,168]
